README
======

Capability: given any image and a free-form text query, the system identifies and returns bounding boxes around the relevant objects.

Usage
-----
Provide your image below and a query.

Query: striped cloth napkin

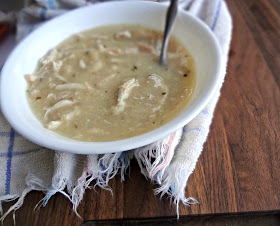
[0,0,232,221]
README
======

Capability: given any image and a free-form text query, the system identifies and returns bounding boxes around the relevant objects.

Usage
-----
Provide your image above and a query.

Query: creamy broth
[26,25,195,141]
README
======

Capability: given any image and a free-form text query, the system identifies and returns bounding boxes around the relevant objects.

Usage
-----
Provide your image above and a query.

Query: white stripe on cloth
[0,0,232,221]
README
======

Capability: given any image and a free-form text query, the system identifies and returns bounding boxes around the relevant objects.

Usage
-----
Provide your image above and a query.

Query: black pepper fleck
[132,65,138,72]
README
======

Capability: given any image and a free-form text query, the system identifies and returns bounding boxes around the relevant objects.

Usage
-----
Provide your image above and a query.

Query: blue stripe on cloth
[0,148,42,157]
[5,128,15,195]
[183,127,202,134]
[0,132,11,137]
[0,131,20,137]
[211,0,222,31]
[48,0,55,9]
[40,8,47,20]
[201,109,209,115]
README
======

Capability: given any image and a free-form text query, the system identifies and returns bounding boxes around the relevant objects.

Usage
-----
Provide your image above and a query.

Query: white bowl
[0,1,222,154]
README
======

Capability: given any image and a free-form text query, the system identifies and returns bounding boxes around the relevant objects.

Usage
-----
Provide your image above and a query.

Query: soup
[26,25,195,141]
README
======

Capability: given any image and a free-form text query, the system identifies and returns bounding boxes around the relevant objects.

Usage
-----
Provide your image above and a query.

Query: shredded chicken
[107,48,123,56]
[30,90,40,98]
[136,41,161,56]
[54,74,67,82]
[57,91,72,100]
[113,78,139,114]
[47,93,56,100]
[52,61,62,71]
[63,107,80,121]
[115,30,132,39]
[148,74,169,111]
[44,99,75,121]
[25,74,39,83]
[79,59,87,69]
[148,74,165,88]
[136,43,153,54]
[40,49,59,65]
[46,120,62,130]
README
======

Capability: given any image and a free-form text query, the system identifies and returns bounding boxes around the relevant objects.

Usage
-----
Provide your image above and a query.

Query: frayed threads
[0,194,19,218]
[1,144,198,222]
[0,188,31,224]
[154,164,199,218]
[134,130,182,183]
[0,174,49,224]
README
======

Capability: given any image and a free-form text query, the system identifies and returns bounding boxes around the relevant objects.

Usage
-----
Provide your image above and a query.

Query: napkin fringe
[0,188,31,224]
[0,137,197,221]
[154,166,198,218]
[0,174,49,223]
[0,153,133,221]
[0,194,19,217]
[71,153,132,216]
[133,129,199,217]
[134,130,182,183]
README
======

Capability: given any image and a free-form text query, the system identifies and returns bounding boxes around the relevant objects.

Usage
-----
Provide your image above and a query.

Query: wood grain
[2,0,280,225]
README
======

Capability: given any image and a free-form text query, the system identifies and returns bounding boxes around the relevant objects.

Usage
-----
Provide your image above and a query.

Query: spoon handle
[159,0,179,66]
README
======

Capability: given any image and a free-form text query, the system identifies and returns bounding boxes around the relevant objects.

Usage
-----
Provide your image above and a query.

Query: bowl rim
[0,1,223,154]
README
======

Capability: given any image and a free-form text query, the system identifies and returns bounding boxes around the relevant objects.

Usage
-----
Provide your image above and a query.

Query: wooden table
[2,0,280,225]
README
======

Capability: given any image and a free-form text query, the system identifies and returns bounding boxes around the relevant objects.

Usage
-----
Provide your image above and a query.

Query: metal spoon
[159,0,179,66]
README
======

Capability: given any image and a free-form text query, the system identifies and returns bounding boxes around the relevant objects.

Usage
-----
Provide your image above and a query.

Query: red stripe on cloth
[151,131,177,177]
